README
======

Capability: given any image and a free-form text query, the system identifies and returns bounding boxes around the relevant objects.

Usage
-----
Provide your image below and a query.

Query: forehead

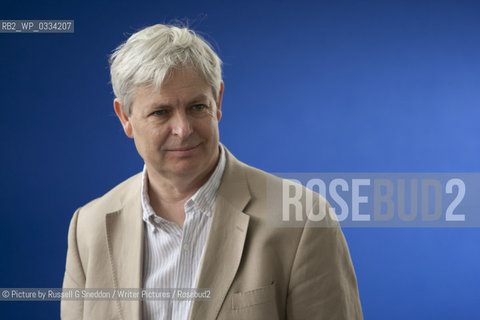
[134,68,212,107]
[161,67,210,92]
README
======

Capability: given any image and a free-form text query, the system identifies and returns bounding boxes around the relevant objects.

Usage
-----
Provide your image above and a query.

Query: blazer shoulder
[235,159,333,226]
[240,161,325,206]
[77,172,142,221]
[235,160,283,188]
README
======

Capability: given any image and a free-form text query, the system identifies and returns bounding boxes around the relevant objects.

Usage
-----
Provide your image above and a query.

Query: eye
[191,104,206,111]
[152,109,169,116]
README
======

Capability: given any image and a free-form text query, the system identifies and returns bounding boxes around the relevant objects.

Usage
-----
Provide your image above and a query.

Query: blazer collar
[189,146,252,319]
[105,174,144,320]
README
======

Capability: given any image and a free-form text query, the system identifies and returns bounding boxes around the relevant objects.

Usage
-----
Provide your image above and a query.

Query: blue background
[1,0,479,318]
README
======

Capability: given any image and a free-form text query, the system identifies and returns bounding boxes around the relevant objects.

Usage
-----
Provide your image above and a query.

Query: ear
[114,99,134,138]
[216,81,224,121]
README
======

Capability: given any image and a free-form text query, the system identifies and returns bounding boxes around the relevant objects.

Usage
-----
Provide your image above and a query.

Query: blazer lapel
[189,148,251,320]
[105,177,144,320]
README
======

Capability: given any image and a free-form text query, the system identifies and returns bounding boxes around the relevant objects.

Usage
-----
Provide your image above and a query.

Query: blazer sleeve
[286,200,363,319]
[61,208,86,320]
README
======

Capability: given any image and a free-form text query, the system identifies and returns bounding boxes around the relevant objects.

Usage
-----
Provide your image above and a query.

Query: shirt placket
[172,203,196,319]
[152,218,182,320]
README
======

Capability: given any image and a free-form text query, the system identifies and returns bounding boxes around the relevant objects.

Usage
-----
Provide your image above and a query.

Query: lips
[166,143,201,152]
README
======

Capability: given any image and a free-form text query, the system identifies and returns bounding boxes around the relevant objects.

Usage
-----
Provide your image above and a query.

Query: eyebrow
[147,94,210,109]
[186,94,210,105]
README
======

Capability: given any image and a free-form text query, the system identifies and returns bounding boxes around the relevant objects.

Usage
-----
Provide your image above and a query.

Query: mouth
[165,143,201,153]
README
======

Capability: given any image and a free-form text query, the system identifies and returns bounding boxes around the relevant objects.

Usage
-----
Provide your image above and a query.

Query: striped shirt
[141,146,226,320]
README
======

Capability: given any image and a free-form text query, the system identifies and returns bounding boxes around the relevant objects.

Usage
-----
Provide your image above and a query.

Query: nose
[170,110,193,138]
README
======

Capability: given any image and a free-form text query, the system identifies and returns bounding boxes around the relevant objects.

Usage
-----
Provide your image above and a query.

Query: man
[62,24,362,319]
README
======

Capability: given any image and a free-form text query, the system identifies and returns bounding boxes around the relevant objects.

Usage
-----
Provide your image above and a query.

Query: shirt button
[183,243,190,251]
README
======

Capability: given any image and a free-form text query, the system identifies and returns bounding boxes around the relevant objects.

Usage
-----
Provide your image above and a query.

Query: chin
[171,163,203,175]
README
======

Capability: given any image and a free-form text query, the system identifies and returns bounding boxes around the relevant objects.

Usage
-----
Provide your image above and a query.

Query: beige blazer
[61,148,363,319]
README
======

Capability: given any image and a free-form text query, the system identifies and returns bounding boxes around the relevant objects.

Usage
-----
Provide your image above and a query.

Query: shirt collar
[141,145,226,226]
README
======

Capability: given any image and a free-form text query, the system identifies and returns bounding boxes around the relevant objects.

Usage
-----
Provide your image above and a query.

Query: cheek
[196,118,219,137]
[134,125,169,149]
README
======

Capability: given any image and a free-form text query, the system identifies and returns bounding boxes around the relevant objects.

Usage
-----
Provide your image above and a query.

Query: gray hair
[109,24,223,115]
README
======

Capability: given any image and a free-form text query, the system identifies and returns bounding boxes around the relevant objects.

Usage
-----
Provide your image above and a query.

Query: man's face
[114,68,223,180]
